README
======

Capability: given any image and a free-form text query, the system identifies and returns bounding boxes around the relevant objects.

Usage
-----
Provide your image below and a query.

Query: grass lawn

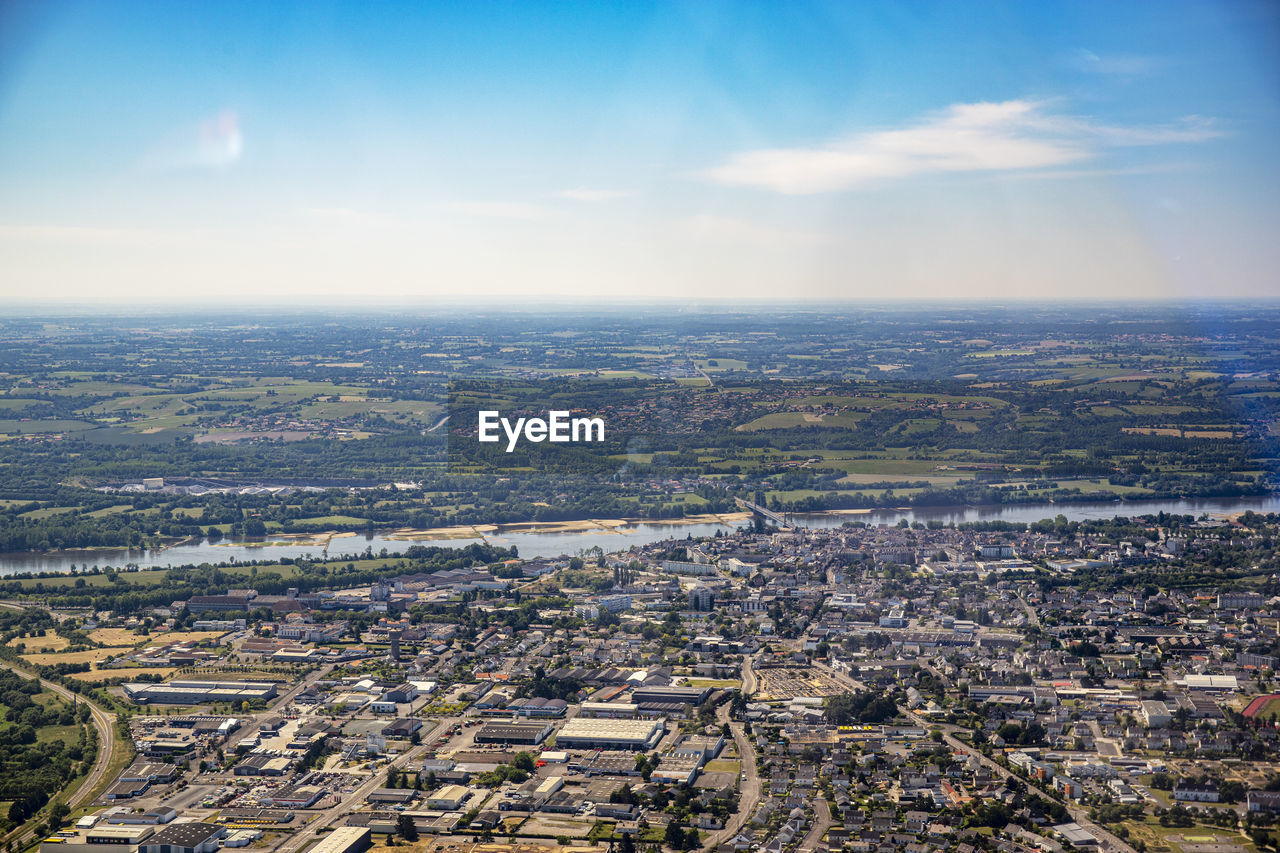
[1123,818,1260,853]
[66,716,135,820]
[704,759,742,773]
[686,678,742,688]
[17,506,82,519]
[0,419,97,435]
[697,358,748,371]
[736,411,866,431]
[84,504,132,518]
[35,722,80,746]
[291,515,370,527]
[147,630,226,645]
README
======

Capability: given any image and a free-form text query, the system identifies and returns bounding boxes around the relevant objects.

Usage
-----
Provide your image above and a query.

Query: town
[5,2,1278,853]
[6,508,1280,853]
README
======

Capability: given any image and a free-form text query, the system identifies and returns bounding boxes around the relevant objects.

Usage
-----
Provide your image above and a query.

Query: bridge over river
[735,497,798,529]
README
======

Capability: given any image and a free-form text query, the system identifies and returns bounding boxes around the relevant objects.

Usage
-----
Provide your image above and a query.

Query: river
[2,494,1278,577]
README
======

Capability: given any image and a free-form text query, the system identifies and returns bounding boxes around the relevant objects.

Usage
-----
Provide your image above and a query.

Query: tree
[825,690,898,725]
[611,784,638,805]
[664,821,686,850]
[397,814,419,841]
[1219,780,1246,804]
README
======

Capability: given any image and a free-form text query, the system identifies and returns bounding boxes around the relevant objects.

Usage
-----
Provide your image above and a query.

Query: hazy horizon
[2,1,1278,303]
[3,295,1280,317]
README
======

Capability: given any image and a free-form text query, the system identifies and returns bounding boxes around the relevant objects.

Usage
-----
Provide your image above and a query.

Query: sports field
[1243,694,1280,720]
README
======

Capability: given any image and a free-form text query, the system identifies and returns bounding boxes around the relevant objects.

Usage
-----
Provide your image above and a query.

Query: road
[798,797,833,852]
[812,660,867,693]
[1016,594,1041,629]
[0,660,117,846]
[1087,720,1123,759]
[741,655,758,696]
[901,709,1138,853]
[224,664,336,753]
[270,716,455,853]
[807,660,1133,853]
[702,669,761,851]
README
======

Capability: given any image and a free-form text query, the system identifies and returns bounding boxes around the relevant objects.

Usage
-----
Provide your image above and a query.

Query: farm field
[22,646,136,667]
[89,627,149,646]
[70,666,178,682]
[0,307,1274,558]
[147,630,228,645]
[7,634,69,652]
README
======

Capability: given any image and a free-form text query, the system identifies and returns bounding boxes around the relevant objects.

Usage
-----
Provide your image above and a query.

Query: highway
[0,660,118,847]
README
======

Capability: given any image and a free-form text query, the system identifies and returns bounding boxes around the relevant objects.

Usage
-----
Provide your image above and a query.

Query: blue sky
[0,0,1277,302]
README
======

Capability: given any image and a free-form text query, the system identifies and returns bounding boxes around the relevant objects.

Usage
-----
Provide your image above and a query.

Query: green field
[0,309,1272,555]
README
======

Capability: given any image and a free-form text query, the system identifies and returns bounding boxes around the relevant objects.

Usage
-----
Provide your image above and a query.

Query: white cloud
[700,100,1223,194]
[1075,116,1221,147]
[555,188,633,202]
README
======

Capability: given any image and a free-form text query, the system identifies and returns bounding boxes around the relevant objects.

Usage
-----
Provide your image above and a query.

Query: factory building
[473,722,554,746]
[306,827,371,853]
[138,823,225,853]
[122,680,278,706]
[554,717,664,751]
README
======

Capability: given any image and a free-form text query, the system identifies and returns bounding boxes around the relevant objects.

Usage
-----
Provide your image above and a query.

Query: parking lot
[754,666,846,701]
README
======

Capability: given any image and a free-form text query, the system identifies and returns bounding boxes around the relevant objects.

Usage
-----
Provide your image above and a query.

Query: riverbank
[211,530,359,548]
[383,511,752,541]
